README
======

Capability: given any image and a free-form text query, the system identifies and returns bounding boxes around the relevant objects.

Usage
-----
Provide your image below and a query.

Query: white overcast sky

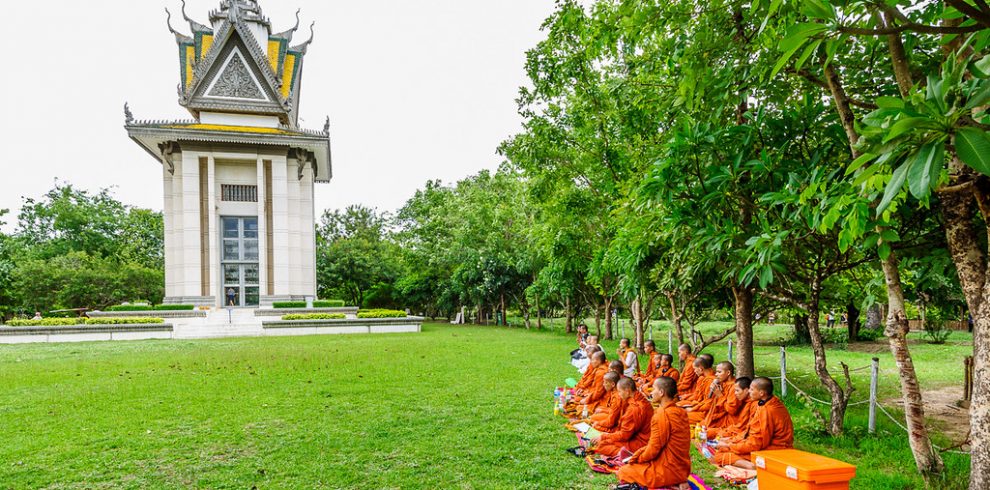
[0,0,556,230]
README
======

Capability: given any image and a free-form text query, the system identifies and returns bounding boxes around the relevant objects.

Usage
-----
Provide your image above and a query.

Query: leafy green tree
[316,205,399,308]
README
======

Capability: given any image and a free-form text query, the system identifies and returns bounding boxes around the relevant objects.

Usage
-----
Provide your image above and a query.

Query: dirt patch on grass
[885,385,970,449]
[846,341,888,354]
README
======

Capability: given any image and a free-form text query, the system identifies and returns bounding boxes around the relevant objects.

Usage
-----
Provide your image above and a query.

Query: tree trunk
[881,252,945,476]
[535,290,543,330]
[794,313,810,344]
[594,304,602,338]
[603,296,614,340]
[846,301,860,341]
[732,286,755,379]
[565,296,573,333]
[806,285,850,436]
[500,293,507,327]
[631,294,645,352]
[667,292,685,346]
[865,304,883,329]
[520,296,530,329]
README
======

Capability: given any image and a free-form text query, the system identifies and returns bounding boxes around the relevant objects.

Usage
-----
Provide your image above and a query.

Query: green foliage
[272,300,346,309]
[83,318,164,325]
[6,318,86,327]
[316,205,401,309]
[856,328,885,342]
[923,311,953,345]
[280,313,346,320]
[356,309,407,319]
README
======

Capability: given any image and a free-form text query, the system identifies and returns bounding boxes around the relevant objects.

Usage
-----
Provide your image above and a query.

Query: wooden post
[964,356,974,408]
[727,339,734,362]
[780,346,787,398]
[869,357,879,434]
[668,329,673,355]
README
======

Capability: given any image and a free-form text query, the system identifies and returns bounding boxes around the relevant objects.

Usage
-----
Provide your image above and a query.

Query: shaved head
[654,376,678,399]
[617,377,636,392]
[699,354,714,368]
[736,377,752,389]
[717,361,735,375]
[604,372,621,384]
[609,360,624,373]
[660,354,674,364]
[592,351,606,363]
[678,343,691,353]
[645,340,655,350]
[752,377,774,395]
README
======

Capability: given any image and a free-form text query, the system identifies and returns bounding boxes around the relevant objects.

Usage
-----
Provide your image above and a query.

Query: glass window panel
[223,240,240,260]
[222,217,239,238]
[244,218,259,238]
[223,265,240,284]
[243,240,259,260]
[243,264,259,285]
[224,286,240,307]
[245,287,260,307]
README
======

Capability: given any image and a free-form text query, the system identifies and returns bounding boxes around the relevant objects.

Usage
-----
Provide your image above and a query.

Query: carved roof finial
[182,0,212,33]
[292,22,315,53]
[323,116,330,134]
[124,102,134,125]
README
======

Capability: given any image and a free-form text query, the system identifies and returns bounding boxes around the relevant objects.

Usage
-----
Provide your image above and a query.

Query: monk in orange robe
[615,376,692,489]
[573,352,611,413]
[589,372,623,428]
[706,376,755,435]
[675,344,698,396]
[688,361,735,425]
[677,355,715,406]
[636,340,659,386]
[574,350,606,395]
[657,354,680,382]
[591,377,654,457]
[714,377,794,469]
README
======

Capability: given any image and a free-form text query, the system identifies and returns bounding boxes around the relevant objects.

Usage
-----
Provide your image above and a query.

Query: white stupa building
[126,0,331,308]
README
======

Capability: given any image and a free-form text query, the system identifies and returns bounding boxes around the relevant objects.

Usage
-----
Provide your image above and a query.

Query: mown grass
[0,322,972,489]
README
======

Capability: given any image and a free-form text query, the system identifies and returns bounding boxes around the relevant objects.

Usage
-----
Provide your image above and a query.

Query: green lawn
[0,323,972,489]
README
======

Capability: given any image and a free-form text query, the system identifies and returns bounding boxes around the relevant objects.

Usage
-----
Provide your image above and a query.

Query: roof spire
[181,0,211,33]
[292,22,315,53]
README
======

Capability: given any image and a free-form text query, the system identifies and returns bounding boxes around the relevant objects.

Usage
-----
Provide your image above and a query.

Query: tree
[316,205,399,307]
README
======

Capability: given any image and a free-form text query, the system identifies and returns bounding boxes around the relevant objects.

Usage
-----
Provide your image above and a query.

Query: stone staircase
[173,308,264,339]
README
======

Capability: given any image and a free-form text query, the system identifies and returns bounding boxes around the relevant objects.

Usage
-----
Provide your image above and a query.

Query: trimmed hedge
[7,318,86,327]
[357,309,407,319]
[107,304,195,311]
[281,313,346,321]
[4,317,164,327]
[273,300,346,309]
[85,318,164,325]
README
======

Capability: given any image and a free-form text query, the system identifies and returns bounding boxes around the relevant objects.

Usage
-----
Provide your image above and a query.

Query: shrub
[154,304,195,311]
[923,313,952,345]
[273,300,347,309]
[281,313,346,320]
[856,328,885,342]
[107,305,152,311]
[357,309,407,319]
[6,318,86,327]
[84,318,164,325]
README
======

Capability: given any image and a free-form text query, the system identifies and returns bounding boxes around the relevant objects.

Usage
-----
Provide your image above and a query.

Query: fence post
[727,339,734,362]
[668,329,673,355]
[780,346,787,398]
[869,357,879,434]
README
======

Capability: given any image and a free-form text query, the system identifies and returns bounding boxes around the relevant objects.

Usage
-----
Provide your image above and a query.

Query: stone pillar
[271,153,290,295]
[180,151,202,298]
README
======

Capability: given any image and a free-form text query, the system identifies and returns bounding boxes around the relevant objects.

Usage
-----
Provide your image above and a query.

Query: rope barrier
[875,401,971,455]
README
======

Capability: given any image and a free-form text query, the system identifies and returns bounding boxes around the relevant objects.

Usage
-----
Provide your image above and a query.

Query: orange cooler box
[752,449,856,490]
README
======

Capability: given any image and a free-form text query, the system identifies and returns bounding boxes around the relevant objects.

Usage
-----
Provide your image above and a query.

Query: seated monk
[575,336,602,374]
[714,377,794,469]
[707,377,755,439]
[618,338,640,377]
[574,346,605,394]
[657,353,680,383]
[675,344,698,396]
[591,377,654,457]
[636,340,659,386]
[615,376,692,489]
[608,360,625,376]
[677,355,715,406]
[570,352,609,414]
[687,361,735,425]
[589,372,624,429]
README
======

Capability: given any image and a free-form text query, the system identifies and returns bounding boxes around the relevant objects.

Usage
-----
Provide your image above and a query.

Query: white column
[300,164,316,296]
[207,154,219,305]
[179,151,202,297]
[256,157,268,297]
[286,161,302,295]
[163,159,178,298]
[271,153,290,295]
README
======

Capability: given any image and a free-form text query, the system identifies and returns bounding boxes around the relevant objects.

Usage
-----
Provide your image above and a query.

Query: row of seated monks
[565,339,794,489]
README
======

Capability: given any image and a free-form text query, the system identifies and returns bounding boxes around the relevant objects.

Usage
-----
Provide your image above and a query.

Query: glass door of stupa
[221,216,260,307]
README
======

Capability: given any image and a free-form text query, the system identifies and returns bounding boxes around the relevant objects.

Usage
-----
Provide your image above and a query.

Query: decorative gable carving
[206,51,268,101]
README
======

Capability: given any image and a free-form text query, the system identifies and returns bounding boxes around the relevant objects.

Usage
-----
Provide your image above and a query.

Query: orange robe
[677,372,714,407]
[615,400,692,488]
[689,377,735,425]
[591,391,626,430]
[620,348,640,375]
[676,355,698,396]
[579,365,609,411]
[574,361,600,392]
[638,353,659,383]
[594,392,654,457]
[658,366,680,383]
[708,398,757,440]
[715,396,794,466]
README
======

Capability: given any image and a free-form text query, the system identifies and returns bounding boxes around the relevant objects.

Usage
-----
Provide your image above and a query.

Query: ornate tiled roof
[166,0,313,127]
